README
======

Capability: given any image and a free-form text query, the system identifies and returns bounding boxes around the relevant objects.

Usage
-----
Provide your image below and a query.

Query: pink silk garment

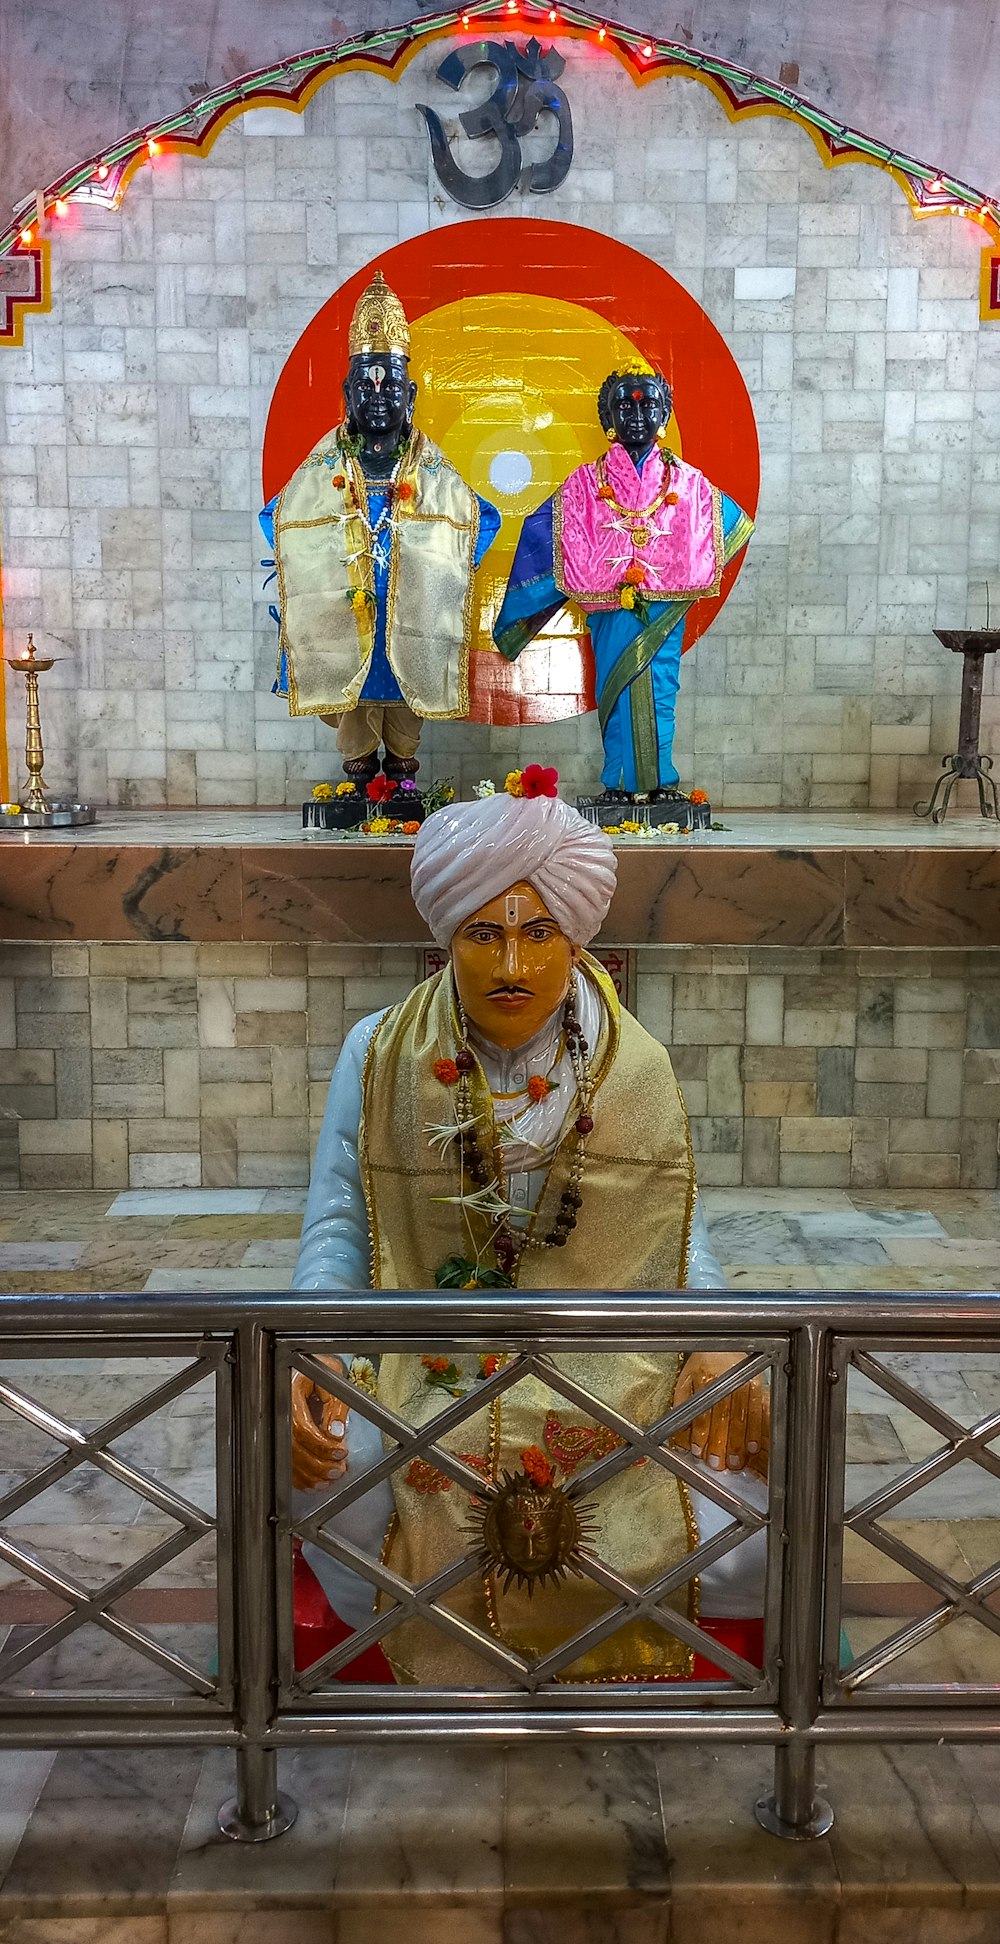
[555,444,722,610]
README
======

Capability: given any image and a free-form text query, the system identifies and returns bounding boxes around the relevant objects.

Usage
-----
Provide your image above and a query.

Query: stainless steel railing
[2,1289,999,1844]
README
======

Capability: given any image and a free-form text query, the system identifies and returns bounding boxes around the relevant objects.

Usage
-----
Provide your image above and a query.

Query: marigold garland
[520,1445,554,1488]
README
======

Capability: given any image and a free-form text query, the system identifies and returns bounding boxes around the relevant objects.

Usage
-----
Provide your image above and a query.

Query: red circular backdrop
[263,220,759,724]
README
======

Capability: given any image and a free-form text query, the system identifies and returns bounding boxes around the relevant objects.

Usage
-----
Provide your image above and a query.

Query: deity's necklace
[453,977,595,1281]
[338,433,407,570]
[595,451,678,551]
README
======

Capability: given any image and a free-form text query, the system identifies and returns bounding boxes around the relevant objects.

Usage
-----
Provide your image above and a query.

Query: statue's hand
[290,1355,350,1491]
[670,1351,770,1481]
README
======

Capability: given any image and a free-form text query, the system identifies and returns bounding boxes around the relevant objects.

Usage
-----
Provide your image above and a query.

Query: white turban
[410,792,618,947]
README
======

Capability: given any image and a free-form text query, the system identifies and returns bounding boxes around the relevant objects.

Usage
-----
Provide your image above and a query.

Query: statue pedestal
[302,790,427,832]
[577,792,712,833]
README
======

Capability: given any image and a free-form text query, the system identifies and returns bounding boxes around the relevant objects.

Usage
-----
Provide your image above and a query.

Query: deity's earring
[655,425,670,447]
[605,426,617,443]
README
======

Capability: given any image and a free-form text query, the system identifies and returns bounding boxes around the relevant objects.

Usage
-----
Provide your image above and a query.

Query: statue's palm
[290,1359,351,1491]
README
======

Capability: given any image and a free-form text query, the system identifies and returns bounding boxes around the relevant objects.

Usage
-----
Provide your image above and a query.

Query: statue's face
[343,353,416,446]
[450,881,579,1050]
[608,374,671,459]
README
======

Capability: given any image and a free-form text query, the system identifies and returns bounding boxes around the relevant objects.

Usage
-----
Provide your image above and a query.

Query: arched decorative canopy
[1,1,998,347]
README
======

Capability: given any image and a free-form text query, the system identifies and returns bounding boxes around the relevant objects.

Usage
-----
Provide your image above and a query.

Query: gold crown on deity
[348,269,411,359]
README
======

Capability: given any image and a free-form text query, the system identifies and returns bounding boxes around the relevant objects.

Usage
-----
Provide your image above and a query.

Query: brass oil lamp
[2,634,95,829]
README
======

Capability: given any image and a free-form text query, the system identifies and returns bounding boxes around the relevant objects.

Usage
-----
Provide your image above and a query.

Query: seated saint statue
[291,775,767,1684]
[261,271,500,783]
[494,366,754,803]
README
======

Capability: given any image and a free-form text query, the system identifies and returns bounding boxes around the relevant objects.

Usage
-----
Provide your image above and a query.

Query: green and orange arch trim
[2,0,999,348]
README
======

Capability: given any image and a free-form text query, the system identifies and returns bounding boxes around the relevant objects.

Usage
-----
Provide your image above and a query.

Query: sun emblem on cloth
[467,1449,596,1596]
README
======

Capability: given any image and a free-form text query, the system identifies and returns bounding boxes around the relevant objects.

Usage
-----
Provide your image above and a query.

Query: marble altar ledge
[1,1742,1000,1941]
[2,811,999,949]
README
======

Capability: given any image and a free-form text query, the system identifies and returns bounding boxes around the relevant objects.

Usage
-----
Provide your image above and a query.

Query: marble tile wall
[1,941,996,1191]
[1,46,999,809]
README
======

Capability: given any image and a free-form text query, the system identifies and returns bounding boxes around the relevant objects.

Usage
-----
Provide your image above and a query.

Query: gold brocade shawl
[273,428,480,719]
[359,959,699,1685]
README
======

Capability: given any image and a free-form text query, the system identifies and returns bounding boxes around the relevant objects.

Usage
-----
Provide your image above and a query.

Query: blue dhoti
[495,489,753,795]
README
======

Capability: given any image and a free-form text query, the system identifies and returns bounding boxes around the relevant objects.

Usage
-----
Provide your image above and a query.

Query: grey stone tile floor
[2,1187,1000,1935]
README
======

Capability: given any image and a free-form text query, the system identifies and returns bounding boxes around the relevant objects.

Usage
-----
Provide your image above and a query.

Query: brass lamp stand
[1,634,96,829]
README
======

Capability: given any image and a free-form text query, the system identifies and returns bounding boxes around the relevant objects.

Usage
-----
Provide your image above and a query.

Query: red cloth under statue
[292,1545,763,1685]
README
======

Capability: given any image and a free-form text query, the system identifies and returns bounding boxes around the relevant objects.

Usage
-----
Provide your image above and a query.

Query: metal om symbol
[418,37,574,209]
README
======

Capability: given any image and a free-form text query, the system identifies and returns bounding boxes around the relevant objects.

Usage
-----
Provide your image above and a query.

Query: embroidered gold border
[629,662,661,794]
[358,1007,392,1289]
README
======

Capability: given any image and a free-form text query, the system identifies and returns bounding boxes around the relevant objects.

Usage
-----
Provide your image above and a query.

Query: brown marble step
[3,827,999,947]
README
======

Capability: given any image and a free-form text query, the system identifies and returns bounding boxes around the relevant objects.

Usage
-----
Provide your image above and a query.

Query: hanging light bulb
[928,175,944,193]
[97,163,110,181]
[147,137,159,155]
[642,42,653,57]
[597,24,606,38]
[19,226,33,245]
[54,198,68,217]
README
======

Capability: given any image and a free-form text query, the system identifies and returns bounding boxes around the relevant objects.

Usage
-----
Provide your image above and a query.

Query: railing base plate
[217,1793,298,1843]
[754,1791,834,1841]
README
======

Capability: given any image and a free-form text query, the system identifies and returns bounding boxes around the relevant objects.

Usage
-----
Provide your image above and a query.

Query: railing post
[755,1321,834,1841]
[218,1319,297,1842]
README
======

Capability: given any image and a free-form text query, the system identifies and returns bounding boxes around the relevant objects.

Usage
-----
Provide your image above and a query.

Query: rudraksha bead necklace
[453,975,595,1277]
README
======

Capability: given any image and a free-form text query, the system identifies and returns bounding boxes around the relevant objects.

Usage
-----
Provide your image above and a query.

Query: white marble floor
[1,807,998,847]
[0,1739,999,1940]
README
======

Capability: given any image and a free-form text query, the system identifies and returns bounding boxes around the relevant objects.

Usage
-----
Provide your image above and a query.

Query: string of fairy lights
[2,0,998,266]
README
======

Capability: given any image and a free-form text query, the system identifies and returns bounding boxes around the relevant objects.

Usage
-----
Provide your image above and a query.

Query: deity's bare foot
[650,786,688,804]
[596,787,630,806]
